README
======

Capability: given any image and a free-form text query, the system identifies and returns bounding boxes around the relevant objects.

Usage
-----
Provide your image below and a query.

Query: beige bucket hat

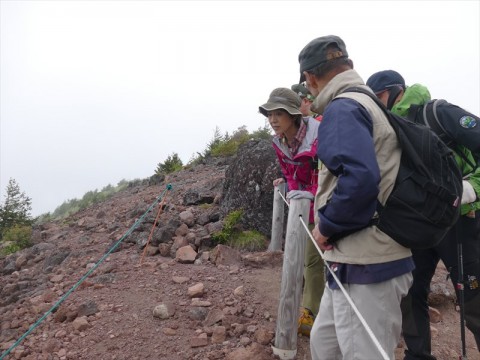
[259,88,302,117]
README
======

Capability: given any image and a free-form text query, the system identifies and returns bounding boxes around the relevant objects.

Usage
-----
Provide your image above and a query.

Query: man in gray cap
[298,35,414,359]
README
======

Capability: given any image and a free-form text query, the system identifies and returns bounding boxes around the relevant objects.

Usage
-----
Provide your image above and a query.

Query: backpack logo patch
[459,115,477,129]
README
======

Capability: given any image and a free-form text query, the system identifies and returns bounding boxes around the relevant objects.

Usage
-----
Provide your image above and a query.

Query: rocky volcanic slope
[1,151,479,360]
[0,158,289,360]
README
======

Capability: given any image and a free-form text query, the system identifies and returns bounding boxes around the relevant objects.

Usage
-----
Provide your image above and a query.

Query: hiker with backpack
[258,87,325,337]
[367,69,480,360]
[298,35,414,360]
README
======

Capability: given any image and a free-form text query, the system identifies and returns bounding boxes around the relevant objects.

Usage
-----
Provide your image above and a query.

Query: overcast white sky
[1,0,479,216]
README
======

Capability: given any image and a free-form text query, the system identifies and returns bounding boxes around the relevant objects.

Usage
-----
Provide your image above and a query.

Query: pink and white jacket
[272,116,320,223]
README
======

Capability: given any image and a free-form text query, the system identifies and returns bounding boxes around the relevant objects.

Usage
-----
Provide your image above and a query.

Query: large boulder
[221,139,281,237]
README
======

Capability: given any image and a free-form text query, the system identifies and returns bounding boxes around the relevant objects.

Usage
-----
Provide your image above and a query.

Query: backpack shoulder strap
[342,87,400,133]
[342,86,388,112]
[423,99,451,143]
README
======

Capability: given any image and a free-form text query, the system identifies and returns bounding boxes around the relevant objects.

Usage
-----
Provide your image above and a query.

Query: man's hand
[312,226,333,251]
[272,178,285,187]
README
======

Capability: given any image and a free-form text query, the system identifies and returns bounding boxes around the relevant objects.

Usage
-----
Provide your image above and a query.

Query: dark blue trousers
[402,212,480,360]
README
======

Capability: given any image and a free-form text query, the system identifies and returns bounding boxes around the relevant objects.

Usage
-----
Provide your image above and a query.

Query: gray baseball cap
[298,35,348,83]
[259,88,302,117]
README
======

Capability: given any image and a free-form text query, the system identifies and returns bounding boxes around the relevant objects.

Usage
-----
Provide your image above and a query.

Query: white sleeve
[461,180,477,204]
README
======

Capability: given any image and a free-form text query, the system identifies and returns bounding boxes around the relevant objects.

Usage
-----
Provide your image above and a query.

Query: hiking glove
[286,190,314,201]
[461,180,476,204]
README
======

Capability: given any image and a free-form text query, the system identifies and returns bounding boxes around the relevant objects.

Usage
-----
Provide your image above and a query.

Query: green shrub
[186,125,272,164]
[0,243,22,256]
[211,210,266,250]
[228,230,267,251]
[204,127,225,157]
[210,139,240,157]
[210,126,246,157]
[210,125,272,158]
[155,152,183,175]
[185,152,206,168]
[250,124,272,140]
[0,225,32,255]
[212,209,243,244]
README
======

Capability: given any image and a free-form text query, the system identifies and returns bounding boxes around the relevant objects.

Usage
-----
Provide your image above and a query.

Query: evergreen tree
[155,152,183,175]
[0,178,33,239]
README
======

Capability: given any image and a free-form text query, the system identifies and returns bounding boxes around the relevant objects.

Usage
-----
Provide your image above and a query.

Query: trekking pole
[456,223,468,359]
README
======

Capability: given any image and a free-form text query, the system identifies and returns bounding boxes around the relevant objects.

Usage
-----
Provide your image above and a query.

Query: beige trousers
[310,272,412,360]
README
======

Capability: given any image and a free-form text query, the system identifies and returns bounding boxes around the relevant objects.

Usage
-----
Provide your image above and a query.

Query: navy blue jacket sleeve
[435,102,480,157]
[317,98,381,238]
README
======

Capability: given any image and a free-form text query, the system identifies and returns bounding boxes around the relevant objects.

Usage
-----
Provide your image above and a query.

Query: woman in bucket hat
[259,87,325,337]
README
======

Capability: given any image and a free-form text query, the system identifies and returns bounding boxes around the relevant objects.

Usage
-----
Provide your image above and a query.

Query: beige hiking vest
[313,71,411,264]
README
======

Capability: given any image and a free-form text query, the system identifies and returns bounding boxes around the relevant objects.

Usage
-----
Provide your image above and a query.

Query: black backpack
[343,87,462,249]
